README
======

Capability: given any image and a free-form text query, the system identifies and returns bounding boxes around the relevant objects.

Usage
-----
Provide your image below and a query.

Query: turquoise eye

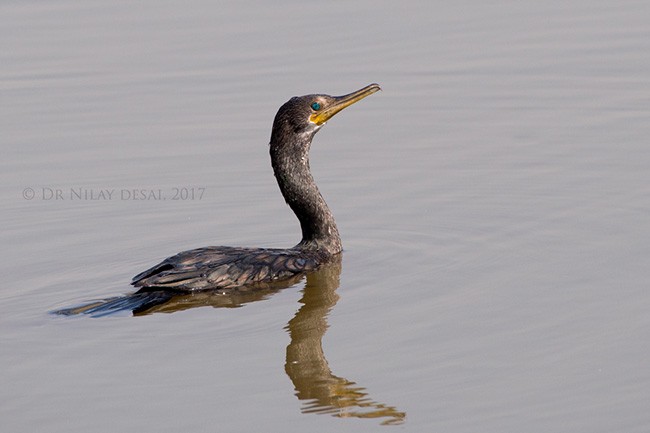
[311,102,321,111]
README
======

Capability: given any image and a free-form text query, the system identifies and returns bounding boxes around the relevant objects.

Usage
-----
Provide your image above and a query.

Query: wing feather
[132,246,325,291]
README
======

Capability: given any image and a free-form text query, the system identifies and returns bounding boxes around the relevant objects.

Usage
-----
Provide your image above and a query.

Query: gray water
[2,1,650,432]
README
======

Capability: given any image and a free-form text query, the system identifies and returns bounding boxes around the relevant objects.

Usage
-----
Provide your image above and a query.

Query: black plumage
[53,84,380,316]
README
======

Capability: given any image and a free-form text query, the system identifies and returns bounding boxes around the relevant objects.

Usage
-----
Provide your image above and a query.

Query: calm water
[2,1,650,432]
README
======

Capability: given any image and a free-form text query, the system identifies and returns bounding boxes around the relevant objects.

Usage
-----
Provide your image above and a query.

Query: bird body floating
[53,83,380,316]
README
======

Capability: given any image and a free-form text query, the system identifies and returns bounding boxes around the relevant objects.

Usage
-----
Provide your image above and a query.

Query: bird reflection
[285,257,406,425]
[54,257,405,425]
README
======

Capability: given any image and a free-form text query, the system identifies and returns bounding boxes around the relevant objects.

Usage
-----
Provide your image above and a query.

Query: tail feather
[51,291,174,317]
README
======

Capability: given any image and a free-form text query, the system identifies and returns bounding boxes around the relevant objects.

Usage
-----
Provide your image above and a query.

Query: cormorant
[54,83,380,316]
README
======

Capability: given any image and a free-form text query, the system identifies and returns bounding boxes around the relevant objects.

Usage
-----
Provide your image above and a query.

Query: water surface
[2,1,650,432]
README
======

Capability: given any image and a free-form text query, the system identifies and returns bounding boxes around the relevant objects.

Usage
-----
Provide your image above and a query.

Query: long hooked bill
[310,83,381,125]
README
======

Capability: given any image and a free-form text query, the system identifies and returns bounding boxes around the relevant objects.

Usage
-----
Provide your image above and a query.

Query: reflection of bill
[285,257,406,425]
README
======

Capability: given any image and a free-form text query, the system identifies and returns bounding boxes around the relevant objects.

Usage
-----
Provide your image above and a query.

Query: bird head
[271,83,381,143]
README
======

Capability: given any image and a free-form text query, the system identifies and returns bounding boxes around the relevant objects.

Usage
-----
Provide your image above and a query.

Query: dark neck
[270,133,341,256]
